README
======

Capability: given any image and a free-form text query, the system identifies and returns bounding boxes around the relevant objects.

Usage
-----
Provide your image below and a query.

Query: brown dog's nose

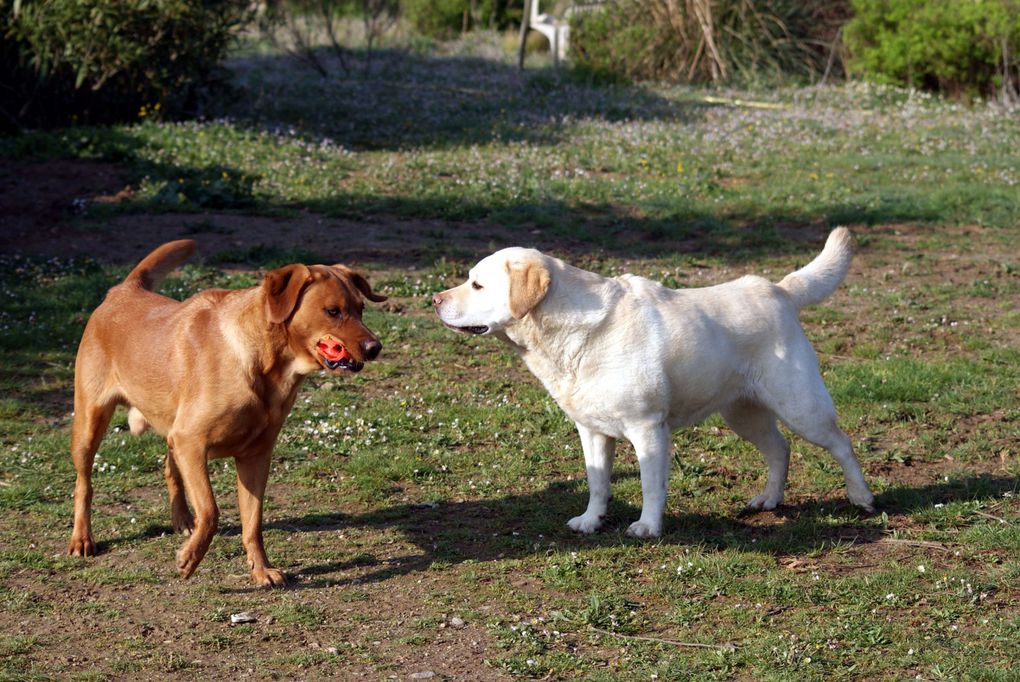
[432,293,443,307]
[361,338,382,360]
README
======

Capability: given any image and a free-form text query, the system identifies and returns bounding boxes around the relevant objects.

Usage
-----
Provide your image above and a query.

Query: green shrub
[400,0,518,39]
[1,0,251,130]
[844,0,1020,98]
[569,0,848,85]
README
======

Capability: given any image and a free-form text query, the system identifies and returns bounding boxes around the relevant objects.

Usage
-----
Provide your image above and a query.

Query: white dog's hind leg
[567,423,616,534]
[626,421,671,538]
[766,360,875,512]
[810,424,875,512]
[721,402,790,511]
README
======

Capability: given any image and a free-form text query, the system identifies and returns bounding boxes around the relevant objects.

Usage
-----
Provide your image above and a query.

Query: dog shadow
[264,472,1019,590]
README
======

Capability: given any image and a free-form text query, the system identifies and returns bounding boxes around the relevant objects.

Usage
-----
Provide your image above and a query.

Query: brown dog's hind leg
[236,450,286,587]
[169,440,219,579]
[67,401,116,557]
[164,449,194,535]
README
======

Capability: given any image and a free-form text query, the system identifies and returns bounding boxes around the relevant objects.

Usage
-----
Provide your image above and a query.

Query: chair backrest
[530,0,545,23]
[565,0,607,17]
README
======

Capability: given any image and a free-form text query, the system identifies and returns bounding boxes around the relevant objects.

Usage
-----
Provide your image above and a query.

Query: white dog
[433,228,874,537]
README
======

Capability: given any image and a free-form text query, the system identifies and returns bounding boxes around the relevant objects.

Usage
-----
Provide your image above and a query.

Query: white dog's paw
[848,486,876,513]
[567,513,605,534]
[625,520,661,539]
[747,493,782,511]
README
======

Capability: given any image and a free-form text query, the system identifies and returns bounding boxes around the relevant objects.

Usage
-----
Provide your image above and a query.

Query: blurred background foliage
[2,0,1018,131]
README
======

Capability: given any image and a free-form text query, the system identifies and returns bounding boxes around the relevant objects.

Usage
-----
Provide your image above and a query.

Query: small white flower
[917,565,926,573]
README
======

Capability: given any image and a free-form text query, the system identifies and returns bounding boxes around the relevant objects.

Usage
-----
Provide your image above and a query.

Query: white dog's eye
[471,281,483,290]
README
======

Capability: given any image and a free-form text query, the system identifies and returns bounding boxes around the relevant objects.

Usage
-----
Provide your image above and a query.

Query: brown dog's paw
[176,545,206,579]
[252,566,287,588]
[67,534,97,557]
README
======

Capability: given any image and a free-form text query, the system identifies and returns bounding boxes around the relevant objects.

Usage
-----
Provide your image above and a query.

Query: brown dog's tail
[125,240,196,291]
[777,227,854,309]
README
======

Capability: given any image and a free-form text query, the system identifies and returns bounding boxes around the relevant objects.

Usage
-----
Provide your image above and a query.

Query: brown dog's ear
[507,260,550,319]
[331,264,388,302]
[263,264,311,323]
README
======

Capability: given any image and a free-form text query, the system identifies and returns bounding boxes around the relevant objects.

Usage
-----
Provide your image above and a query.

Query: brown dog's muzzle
[316,328,382,373]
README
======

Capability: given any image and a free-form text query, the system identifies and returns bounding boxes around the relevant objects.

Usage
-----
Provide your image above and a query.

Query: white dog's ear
[507,260,550,319]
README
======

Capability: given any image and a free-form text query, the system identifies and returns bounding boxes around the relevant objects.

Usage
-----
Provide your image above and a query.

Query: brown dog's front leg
[170,441,218,579]
[235,450,286,588]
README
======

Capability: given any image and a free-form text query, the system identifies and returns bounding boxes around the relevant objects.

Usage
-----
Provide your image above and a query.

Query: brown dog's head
[262,263,387,374]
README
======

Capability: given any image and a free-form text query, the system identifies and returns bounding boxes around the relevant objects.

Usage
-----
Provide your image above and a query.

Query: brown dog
[67,240,386,586]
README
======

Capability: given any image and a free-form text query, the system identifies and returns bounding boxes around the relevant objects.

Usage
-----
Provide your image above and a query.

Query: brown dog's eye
[325,307,342,318]
[471,281,483,290]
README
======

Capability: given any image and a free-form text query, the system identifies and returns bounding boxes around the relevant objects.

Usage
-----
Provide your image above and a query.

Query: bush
[844,0,1020,98]
[569,0,848,85]
[401,0,519,39]
[1,0,251,130]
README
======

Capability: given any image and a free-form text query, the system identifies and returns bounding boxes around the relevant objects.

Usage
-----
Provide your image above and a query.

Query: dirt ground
[0,159,535,268]
[2,158,1017,680]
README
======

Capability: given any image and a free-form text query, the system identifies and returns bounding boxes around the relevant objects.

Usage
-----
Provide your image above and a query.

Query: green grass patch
[1,34,1018,682]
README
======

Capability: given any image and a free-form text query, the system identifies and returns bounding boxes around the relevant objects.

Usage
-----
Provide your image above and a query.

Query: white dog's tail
[777,227,854,309]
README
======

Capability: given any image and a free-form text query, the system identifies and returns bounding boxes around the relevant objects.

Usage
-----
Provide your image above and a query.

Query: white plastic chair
[529,0,570,64]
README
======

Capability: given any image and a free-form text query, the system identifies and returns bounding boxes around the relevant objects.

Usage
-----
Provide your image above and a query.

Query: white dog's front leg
[567,423,616,534]
[626,422,671,538]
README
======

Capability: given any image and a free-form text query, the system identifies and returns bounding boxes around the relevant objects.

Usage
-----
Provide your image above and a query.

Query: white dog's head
[433,247,551,335]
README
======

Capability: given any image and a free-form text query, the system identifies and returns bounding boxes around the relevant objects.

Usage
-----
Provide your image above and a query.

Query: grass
[1,32,1019,680]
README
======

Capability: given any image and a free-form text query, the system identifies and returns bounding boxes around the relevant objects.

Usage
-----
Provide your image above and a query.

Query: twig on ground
[879,538,952,552]
[695,95,786,110]
[973,510,1007,524]
[590,626,737,652]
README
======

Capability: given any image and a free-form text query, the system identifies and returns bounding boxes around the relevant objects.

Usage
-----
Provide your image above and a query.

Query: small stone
[449,617,465,629]
[410,673,435,680]
[319,382,336,392]
[230,612,257,625]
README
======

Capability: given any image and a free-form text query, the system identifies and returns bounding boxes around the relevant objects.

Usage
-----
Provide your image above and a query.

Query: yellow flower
[676,161,684,174]
[809,172,819,181]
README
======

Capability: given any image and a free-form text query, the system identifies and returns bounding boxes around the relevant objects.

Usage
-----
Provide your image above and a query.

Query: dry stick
[695,95,786,110]
[518,0,533,71]
[687,35,706,82]
[973,510,1007,524]
[819,26,843,87]
[590,626,737,652]
[879,538,953,552]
